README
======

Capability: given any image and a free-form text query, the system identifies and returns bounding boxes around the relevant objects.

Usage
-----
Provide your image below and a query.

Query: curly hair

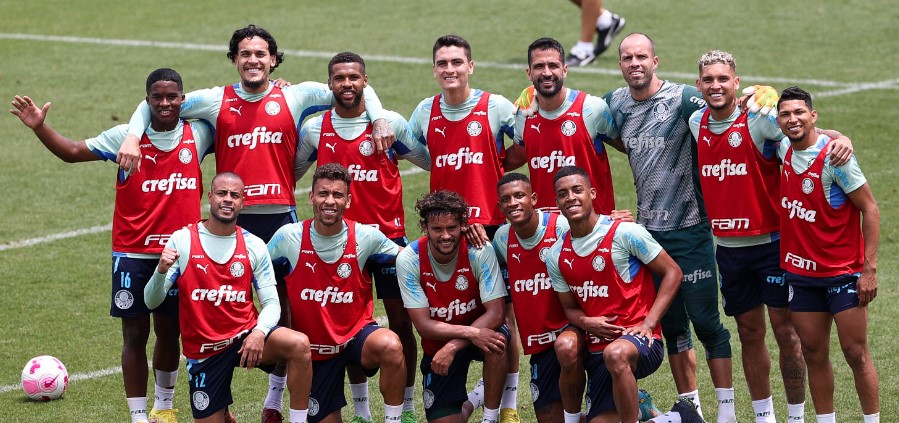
[226,24,285,73]
[697,49,736,73]
[312,163,352,193]
[415,190,469,228]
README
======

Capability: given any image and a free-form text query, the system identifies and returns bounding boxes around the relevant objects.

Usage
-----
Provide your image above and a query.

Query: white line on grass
[0,365,122,394]
[4,32,896,91]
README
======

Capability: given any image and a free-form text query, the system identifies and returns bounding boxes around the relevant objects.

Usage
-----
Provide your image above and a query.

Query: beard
[533,77,563,98]
[335,91,362,110]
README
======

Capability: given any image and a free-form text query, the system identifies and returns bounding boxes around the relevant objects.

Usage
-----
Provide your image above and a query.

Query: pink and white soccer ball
[21,355,68,401]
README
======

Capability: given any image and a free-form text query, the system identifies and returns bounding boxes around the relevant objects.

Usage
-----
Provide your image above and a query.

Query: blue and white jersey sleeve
[268,222,304,271]
[295,116,323,181]
[84,124,130,161]
[408,96,437,146]
[491,225,512,265]
[471,246,507,302]
[397,242,427,309]
[386,110,431,170]
[87,120,214,162]
[244,231,279,335]
[126,87,224,137]
[145,227,191,309]
[355,223,402,264]
[488,94,516,142]
[583,94,619,143]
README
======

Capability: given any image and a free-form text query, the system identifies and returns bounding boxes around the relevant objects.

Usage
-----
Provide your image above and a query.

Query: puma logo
[702,136,711,146]
[229,106,243,116]
[196,263,209,274]
[563,258,574,269]
[425,282,437,291]
[305,262,317,273]
[511,253,521,263]
[144,154,158,164]
[530,123,541,134]
[324,142,337,153]
[434,127,447,137]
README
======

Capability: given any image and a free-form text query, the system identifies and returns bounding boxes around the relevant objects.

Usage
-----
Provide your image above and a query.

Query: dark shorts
[584,335,664,420]
[308,323,381,423]
[650,223,731,359]
[185,330,276,419]
[529,347,563,412]
[367,237,407,300]
[786,273,860,314]
[110,256,178,318]
[238,211,297,286]
[717,240,789,316]
[420,325,511,421]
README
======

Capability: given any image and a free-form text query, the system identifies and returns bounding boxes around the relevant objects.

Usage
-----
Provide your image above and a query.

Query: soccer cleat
[637,389,661,421]
[400,410,418,423]
[225,409,237,423]
[565,49,597,67]
[350,417,373,423]
[670,398,705,423]
[148,408,179,423]
[594,13,626,57]
[261,408,283,423]
[500,408,521,423]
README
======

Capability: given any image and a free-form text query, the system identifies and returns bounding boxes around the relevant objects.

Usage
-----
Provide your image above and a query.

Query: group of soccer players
[10,22,881,423]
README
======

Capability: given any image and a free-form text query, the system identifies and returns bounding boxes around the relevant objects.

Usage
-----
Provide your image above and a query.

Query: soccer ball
[21,355,68,401]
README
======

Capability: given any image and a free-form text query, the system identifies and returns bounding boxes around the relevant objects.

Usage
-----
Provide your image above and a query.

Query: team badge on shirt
[337,263,352,279]
[229,261,245,278]
[359,140,374,156]
[802,178,815,194]
[455,275,469,291]
[265,101,281,116]
[592,256,606,272]
[727,132,742,148]
[179,148,193,164]
[539,247,551,263]
[114,289,134,310]
[652,103,671,122]
[466,121,482,137]
[192,391,210,411]
[561,120,577,137]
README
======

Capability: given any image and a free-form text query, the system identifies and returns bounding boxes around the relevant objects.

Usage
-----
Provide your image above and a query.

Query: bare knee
[840,342,871,370]
[601,343,634,377]
[555,332,582,369]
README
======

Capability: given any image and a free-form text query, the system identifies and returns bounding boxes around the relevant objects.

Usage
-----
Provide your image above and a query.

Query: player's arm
[622,249,681,342]
[847,183,879,307]
[585,95,619,151]
[240,236,281,368]
[146,233,188,308]
[548,245,623,339]
[357,224,402,264]
[294,118,321,182]
[10,96,98,162]
[504,110,527,171]
[389,112,431,170]
[599,91,627,153]
[815,129,854,166]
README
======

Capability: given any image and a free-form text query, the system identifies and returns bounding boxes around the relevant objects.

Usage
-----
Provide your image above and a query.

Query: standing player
[10,68,213,423]
[145,172,313,423]
[117,25,394,421]
[547,166,705,423]
[397,191,509,423]
[268,163,411,423]
[294,52,429,423]
[775,87,880,423]
[563,0,626,66]
[407,34,522,421]
[602,32,735,420]
[506,37,618,215]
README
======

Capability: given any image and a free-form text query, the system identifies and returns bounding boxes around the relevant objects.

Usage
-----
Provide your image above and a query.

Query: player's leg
[791,308,833,415]
[481,326,510,423]
[529,348,566,423]
[830,282,879,416]
[347,365,373,422]
[421,347,477,423]
[149,310,181,423]
[357,325,406,421]
[501,299,521,423]
[187,342,241,423]
[263,327,313,423]
[112,256,156,423]
[554,326,586,422]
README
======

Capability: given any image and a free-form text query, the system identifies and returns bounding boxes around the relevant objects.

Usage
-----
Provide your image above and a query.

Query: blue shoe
[670,398,705,423]
[638,389,661,421]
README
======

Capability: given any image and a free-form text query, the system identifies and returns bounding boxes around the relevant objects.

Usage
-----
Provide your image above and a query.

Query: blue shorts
[717,240,789,316]
[584,335,664,420]
[238,211,297,285]
[308,323,381,423]
[420,325,511,421]
[367,237,407,300]
[529,347,562,412]
[110,256,178,318]
[786,273,860,314]
[185,330,276,419]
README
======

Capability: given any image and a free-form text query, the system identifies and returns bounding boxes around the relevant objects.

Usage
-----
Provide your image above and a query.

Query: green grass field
[1,0,897,421]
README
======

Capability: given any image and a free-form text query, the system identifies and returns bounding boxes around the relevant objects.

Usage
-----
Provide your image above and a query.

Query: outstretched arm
[10,95,97,163]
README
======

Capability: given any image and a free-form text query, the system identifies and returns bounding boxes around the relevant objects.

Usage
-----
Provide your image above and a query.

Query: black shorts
[717,240,789,316]
[786,273,860,314]
[367,237,407,300]
[308,323,381,422]
[528,347,563,412]
[110,256,178,318]
[238,211,297,285]
[584,335,664,420]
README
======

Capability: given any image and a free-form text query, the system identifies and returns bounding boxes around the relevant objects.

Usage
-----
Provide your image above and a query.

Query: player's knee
[840,342,871,370]
[736,320,766,344]
[601,343,634,376]
[554,332,582,369]
[771,321,801,351]
[288,331,311,362]
[378,333,405,366]
[696,323,732,359]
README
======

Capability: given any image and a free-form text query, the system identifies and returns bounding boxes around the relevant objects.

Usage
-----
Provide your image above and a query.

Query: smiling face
[433,46,473,93]
[554,174,596,223]
[697,62,739,115]
[328,62,367,111]
[233,36,276,93]
[777,99,818,144]
[208,175,244,224]
[498,180,538,227]
[309,178,351,232]
[424,213,463,261]
[146,80,183,131]
[618,34,659,92]
[527,48,567,99]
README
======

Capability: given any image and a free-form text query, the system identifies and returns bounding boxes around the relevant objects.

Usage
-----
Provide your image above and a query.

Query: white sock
[289,408,308,423]
[597,10,613,29]
[403,386,416,412]
[815,412,835,423]
[714,387,736,422]
[385,404,403,422]
[564,410,582,423]
[787,402,806,422]
[153,369,177,410]
[751,397,776,423]
[572,42,594,55]
[482,407,499,423]
[501,372,519,409]
[863,412,880,423]
[264,374,286,411]
[350,382,372,420]
[127,397,148,423]
[467,379,485,409]
[678,390,703,419]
